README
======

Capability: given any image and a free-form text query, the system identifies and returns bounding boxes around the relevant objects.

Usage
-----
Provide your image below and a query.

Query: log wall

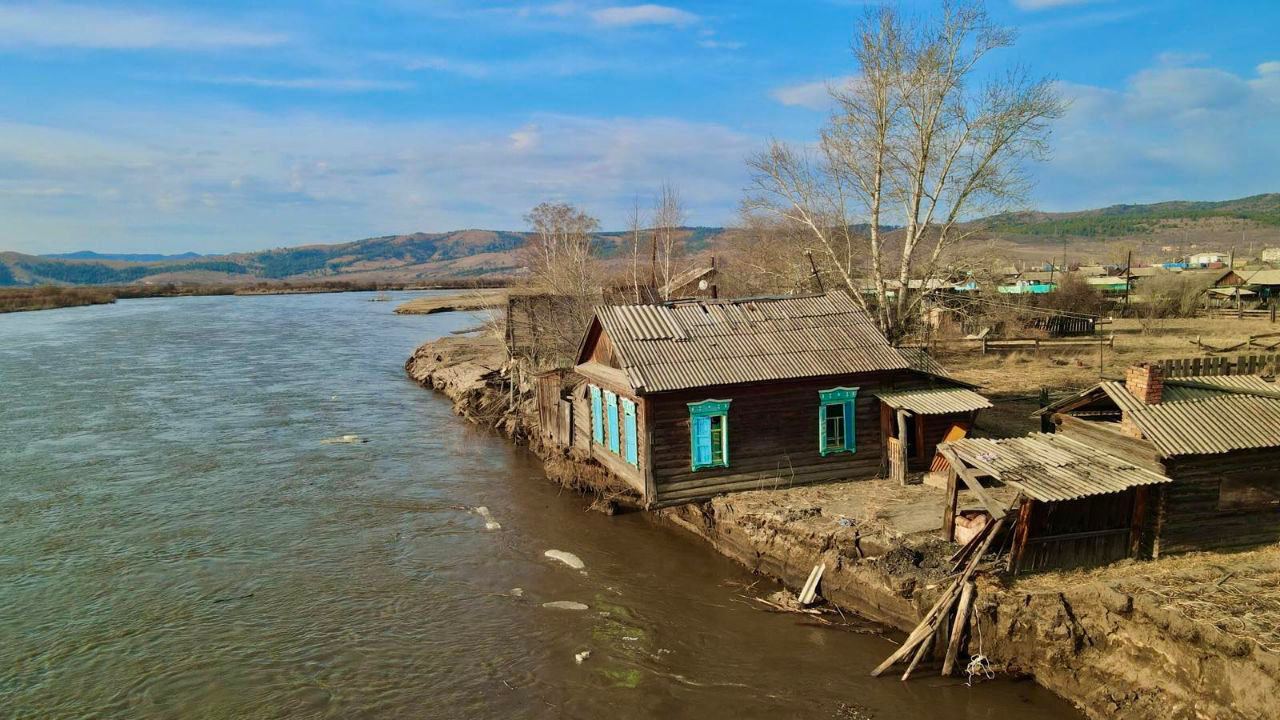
[1157,449,1280,555]
[643,372,970,504]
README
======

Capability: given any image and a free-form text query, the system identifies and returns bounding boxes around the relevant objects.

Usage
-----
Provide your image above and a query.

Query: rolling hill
[3,194,1278,287]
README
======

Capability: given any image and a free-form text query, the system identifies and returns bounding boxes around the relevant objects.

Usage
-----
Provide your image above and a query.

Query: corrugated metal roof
[1243,269,1280,286]
[1121,393,1280,456]
[874,387,992,415]
[589,291,913,393]
[942,434,1172,502]
[1095,377,1280,456]
[1161,374,1278,402]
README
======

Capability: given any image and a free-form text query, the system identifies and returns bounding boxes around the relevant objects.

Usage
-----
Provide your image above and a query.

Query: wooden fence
[907,335,1113,354]
[1155,354,1280,377]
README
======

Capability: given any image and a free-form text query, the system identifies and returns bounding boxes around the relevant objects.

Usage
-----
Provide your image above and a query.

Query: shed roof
[1243,269,1280,286]
[1098,379,1280,456]
[582,291,913,393]
[874,387,992,415]
[942,434,1172,502]
[661,265,715,296]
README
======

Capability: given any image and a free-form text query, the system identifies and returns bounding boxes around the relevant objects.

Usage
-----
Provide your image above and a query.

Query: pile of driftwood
[871,513,1009,681]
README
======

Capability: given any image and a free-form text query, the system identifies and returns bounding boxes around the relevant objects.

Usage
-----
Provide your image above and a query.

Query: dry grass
[1018,544,1280,654]
[938,315,1280,394]
[393,288,507,315]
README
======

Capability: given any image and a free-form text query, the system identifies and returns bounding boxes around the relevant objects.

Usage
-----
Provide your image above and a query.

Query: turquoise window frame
[589,385,603,445]
[604,390,620,453]
[622,398,638,467]
[688,399,731,471]
[818,387,859,456]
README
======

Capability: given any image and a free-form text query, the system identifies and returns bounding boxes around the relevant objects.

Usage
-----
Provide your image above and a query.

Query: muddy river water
[0,292,1082,719]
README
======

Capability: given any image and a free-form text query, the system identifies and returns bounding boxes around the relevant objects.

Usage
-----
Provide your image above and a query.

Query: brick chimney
[1125,363,1164,405]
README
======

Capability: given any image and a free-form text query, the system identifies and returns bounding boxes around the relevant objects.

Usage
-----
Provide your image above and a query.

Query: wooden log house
[566,291,991,507]
[1032,363,1280,556]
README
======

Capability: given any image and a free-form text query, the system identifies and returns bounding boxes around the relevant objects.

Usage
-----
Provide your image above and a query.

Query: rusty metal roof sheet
[591,291,912,393]
[942,434,1172,502]
[874,387,992,415]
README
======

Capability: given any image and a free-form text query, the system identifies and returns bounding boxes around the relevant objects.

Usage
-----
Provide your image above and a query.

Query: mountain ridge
[3,194,1278,286]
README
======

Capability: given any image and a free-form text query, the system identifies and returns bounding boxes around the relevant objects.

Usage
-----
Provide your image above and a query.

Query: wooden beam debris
[871,515,1007,681]
[941,581,976,677]
[798,564,825,606]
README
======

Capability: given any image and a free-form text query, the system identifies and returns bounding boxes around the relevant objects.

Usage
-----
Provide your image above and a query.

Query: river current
[0,292,1081,719]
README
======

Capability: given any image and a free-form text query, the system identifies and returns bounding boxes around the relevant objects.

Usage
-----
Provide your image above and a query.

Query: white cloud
[590,4,698,28]
[0,3,287,50]
[0,109,756,253]
[770,76,857,110]
[1033,62,1280,210]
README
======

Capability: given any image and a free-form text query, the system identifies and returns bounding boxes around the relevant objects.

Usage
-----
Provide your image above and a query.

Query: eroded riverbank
[407,333,1280,720]
[5,293,1089,719]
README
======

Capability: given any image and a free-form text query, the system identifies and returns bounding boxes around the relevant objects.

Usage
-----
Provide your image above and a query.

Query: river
[0,292,1082,719]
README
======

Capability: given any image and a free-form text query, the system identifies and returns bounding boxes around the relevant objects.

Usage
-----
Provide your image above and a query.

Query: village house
[1030,363,1280,557]
[558,291,990,507]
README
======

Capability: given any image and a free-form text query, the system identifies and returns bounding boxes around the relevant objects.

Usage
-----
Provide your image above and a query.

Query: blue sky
[1,0,1278,254]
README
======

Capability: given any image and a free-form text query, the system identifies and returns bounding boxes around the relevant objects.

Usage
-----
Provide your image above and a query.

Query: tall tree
[745,1,1064,339]
[651,182,686,300]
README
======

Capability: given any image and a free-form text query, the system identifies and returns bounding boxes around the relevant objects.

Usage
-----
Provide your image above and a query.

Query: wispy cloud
[0,3,287,51]
[1012,0,1103,10]
[1035,60,1280,209]
[195,76,413,92]
[770,76,857,110]
[0,109,756,253]
[590,4,698,28]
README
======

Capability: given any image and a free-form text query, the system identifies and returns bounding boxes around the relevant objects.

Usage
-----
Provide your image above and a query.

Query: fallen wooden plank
[798,564,825,606]
[941,581,977,676]
[936,446,1005,517]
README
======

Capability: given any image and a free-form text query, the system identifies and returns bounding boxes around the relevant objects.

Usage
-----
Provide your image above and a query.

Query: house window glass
[818,387,858,456]
[688,399,730,470]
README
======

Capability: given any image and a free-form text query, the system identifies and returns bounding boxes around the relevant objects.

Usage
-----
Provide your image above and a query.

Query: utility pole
[1123,249,1132,312]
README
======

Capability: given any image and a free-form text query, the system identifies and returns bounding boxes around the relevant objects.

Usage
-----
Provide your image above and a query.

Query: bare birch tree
[651,182,686,300]
[523,201,600,300]
[745,1,1064,339]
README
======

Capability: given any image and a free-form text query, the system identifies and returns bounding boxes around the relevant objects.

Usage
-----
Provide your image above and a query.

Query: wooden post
[896,409,910,486]
[942,465,959,542]
[1129,486,1149,558]
[1009,497,1034,575]
[941,581,976,677]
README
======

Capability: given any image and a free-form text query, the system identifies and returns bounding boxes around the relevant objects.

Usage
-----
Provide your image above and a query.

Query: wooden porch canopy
[873,386,992,415]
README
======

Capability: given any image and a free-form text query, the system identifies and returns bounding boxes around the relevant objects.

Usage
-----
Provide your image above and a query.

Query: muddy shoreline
[405,335,1279,720]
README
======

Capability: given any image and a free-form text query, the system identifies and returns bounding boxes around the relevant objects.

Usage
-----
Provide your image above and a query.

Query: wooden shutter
[589,386,603,444]
[622,399,638,466]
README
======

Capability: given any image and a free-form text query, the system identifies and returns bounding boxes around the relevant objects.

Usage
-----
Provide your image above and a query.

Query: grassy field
[941,316,1280,392]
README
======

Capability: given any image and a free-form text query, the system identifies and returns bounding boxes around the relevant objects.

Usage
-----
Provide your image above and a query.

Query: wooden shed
[1037,363,1280,555]
[571,291,989,506]
[939,434,1172,574]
